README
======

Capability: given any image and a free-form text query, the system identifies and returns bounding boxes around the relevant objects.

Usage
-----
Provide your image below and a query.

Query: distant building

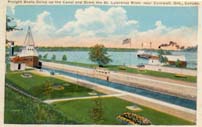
[162,55,187,67]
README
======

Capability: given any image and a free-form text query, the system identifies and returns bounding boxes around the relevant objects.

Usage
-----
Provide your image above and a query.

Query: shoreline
[9,46,197,52]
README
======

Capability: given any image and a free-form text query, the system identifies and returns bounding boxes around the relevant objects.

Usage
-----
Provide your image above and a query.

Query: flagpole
[122,38,132,67]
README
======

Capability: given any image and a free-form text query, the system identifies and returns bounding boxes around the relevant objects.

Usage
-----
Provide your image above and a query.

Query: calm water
[43,67,196,110]
[39,51,197,69]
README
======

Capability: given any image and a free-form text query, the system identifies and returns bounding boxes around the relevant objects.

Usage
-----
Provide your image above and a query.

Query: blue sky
[6,5,198,47]
[7,5,197,31]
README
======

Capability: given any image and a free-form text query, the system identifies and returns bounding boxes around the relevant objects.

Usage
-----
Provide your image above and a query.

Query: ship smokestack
[10,41,14,56]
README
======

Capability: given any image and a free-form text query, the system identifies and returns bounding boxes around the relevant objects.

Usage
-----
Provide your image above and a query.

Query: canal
[43,67,196,110]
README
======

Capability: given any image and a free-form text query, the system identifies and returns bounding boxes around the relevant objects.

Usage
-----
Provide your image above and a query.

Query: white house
[162,55,187,67]
[10,62,26,71]
[162,55,186,62]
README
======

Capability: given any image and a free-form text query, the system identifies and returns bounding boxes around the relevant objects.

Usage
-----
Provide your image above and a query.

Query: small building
[162,55,187,67]
[10,62,26,71]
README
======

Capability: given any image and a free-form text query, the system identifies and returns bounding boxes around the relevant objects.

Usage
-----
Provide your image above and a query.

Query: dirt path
[43,93,126,104]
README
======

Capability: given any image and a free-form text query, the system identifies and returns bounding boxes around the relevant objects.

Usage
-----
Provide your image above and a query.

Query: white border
[0,0,201,127]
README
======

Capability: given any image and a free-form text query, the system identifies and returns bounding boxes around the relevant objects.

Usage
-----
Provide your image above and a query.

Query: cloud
[8,7,197,48]
[129,20,197,48]
[55,7,196,48]
[56,7,138,37]
[7,11,56,45]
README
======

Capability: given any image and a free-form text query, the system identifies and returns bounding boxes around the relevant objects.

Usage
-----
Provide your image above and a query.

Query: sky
[6,5,198,48]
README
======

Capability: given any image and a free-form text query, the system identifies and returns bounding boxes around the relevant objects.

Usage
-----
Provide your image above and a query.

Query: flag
[122,38,131,45]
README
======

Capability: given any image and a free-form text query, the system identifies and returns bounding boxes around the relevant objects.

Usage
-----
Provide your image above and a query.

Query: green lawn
[42,59,97,68]
[41,59,196,83]
[5,72,102,100]
[106,65,196,83]
[4,87,75,124]
[52,97,193,125]
[5,66,194,125]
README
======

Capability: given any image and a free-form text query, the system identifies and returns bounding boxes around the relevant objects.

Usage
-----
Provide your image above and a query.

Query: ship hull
[11,56,40,68]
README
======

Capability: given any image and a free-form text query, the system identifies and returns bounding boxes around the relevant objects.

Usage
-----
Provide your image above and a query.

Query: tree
[158,49,170,64]
[89,44,112,67]
[43,53,48,59]
[90,97,104,124]
[6,16,22,32]
[43,80,52,96]
[176,59,181,67]
[62,54,67,61]
[51,54,56,61]
[159,56,168,63]
[6,16,22,51]
[39,54,42,59]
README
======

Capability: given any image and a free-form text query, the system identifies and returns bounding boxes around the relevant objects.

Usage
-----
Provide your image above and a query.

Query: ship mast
[24,26,35,47]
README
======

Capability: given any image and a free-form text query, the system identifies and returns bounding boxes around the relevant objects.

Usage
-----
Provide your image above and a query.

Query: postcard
[1,0,202,127]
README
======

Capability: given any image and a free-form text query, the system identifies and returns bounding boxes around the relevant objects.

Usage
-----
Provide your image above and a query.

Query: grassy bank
[41,59,196,83]
[4,87,75,124]
[106,65,196,83]
[52,97,193,125]
[6,71,101,100]
[5,69,194,125]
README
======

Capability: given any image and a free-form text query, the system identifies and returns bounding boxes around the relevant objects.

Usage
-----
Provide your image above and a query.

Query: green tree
[39,54,42,59]
[6,16,22,44]
[6,16,22,32]
[43,80,52,97]
[90,97,104,124]
[159,56,168,63]
[62,54,67,61]
[89,44,112,67]
[158,49,170,64]
[51,54,56,61]
[176,59,181,67]
[43,53,48,59]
